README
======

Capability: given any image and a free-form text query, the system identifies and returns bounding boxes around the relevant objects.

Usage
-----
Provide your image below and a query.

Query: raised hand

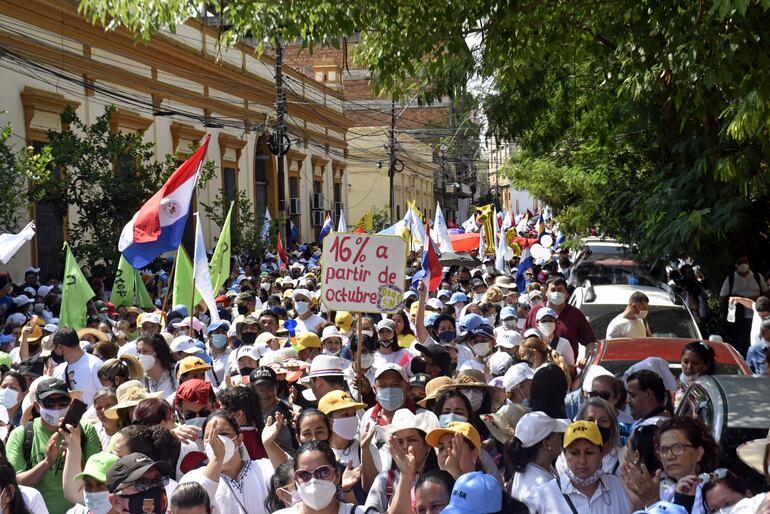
[388,435,417,477]
[262,411,285,446]
[341,460,362,491]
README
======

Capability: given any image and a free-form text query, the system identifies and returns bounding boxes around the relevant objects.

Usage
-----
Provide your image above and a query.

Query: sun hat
[515,411,570,448]
[104,380,163,419]
[426,421,481,452]
[448,369,488,390]
[736,427,770,475]
[441,471,502,514]
[417,376,453,408]
[480,402,529,445]
[318,390,366,415]
[320,325,349,345]
[494,276,516,291]
[563,420,603,448]
[581,364,614,393]
[74,451,119,482]
[304,355,344,378]
[623,357,678,392]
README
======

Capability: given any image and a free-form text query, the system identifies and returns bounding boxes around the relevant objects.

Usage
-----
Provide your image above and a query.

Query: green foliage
[34,105,215,276]
[371,205,393,233]
[0,122,52,233]
[200,189,276,259]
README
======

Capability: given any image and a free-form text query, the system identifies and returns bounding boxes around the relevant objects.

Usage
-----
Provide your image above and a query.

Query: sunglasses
[698,468,729,484]
[115,478,168,497]
[588,391,612,401]
[294,465,334,483]
[40,396,70,409]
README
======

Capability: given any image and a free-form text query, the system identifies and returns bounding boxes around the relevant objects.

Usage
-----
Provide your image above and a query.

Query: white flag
[0,221,35,264]
[337,210,347,232]
[461,213,477,233]
[408,205,426,250]
[193,213,220,324]
[260,208,272,240]
[432,202,454,253]
[478,225,486,257]
[495,220,508,272]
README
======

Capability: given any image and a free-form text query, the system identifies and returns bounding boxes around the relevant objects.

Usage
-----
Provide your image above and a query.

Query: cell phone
[60,399,88,430]
[29,315,38,327]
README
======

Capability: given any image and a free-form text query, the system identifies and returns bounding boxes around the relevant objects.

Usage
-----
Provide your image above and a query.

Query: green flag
[109,255,135,308]
[209,202,233,295]
[134,270,155,309]
[172,246,194,314]
[60,244,95,329]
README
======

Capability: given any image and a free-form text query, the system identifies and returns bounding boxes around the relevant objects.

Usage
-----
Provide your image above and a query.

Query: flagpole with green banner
[134,270,156,309]
[60,243,96,329]
[109,255,135,308]
[172,246,194,315]
[208,202,233,296]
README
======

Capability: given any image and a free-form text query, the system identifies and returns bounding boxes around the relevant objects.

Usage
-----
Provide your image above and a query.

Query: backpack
[22,421,87,470]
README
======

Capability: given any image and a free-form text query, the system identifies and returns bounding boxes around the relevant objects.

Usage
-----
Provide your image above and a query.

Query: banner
[110,256,136,308]
[60,244,95,329]
[0,221,35,264]
[209,202,232,295]
[321,233,406,314]
[172,246,194,314]
[134,270,155,309]
[193,212,220,323]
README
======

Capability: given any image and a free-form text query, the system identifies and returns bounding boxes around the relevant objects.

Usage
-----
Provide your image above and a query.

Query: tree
[0,121,51,233]
[78,0,770,276]
[200,189,276,260]
[32,105,215,276]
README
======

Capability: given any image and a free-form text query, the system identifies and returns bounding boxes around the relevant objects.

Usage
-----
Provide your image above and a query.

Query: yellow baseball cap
[563,420,603,448]
[296,332,321,351]
[318,390,366,415]
[425,422,481,453]
[335,311,352,334]
[176,356,212,380]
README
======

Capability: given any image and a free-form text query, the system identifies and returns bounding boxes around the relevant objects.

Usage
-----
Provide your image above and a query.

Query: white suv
[569,283,703,340]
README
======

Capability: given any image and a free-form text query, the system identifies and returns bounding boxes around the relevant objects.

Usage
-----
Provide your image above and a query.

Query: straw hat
[480,402,529,445]
[417,376,454,408]
[104,380,163,419]
[736,428,770,475]
[448,369,489,389]
[77,328,109,343]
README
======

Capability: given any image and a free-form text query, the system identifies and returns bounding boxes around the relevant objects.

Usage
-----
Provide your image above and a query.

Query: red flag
[277,233,287,270]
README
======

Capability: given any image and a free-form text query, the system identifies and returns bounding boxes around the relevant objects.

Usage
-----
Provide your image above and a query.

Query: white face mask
[517,318,526,329]
[138,354,156,371]
[548,292,566,306]
[295,301,310,315]
[205,434,236,463]
[473,293,485,303]
[503,319,518,330]
[638,310,648,320]
[83,490,112,514]
[322,348,341,357]
[0,388,19,409]
[297,479,337,510]
[537,321,556,338]
[460,388,484,412]
[360,353,375,369]
[472,342,491,357]
[362,330,374,338]
[114,330,126,339]
[736,263,750,273]
[39,406,68,426]
[331,416,359,440]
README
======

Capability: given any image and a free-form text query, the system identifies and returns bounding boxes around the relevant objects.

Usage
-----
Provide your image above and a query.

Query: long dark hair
[264,460,295,513]
[139,333,175,372]
[530,364,567,418]
[0,458,30,514]
[170,482,210,514]
[507,437,542,472]
[681,341,716,375]
[391,311,414,336]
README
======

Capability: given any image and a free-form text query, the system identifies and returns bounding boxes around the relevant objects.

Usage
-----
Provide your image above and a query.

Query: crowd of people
[0,245,767,514]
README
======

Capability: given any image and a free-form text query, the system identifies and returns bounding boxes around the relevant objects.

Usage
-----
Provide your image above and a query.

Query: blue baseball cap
[441,471,502,514]
[500,306,517,320]
[436,289,452,300]
[633,502,688,514]
[172,304,189,317]
[446,292,468,305]
[207,320,231,333]
[536,307,558,321]
[0,334,12,345]
[458,313,484,333]
[424,312,439,327]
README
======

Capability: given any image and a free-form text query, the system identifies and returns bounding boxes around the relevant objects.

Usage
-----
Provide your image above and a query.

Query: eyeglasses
[294,465,334,483]
[40,396,70,408]
[588,391,612,401]
[657,443,695,457]
[698,468,729,484]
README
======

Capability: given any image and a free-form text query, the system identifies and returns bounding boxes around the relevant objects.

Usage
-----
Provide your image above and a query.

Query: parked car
[574,338,751,391]
[567,238,661,287]
[569,283,703,340]
[676,375,770,493]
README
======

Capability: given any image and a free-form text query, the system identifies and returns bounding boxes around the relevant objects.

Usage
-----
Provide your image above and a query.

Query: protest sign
[321,233,407,314]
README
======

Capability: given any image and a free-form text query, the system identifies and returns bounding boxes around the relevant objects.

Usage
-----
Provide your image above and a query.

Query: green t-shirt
[6,418,101,514]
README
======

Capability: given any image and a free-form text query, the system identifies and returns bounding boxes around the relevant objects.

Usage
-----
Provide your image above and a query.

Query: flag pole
[160,259,176,315]
[355,312,363,403]
[189,214,198,339]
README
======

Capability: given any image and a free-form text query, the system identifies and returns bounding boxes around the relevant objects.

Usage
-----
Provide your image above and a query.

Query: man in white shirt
[291,289,324,334]
[720,256,769,356]
[605,291,651,339]
[51,327,103,404]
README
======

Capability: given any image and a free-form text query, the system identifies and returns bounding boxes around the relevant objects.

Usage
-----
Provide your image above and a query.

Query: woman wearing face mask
[556,398,624,477]
[0,457,46,514]
[373,319,412,371]
[364,410,439,513]
[206,320,231,385]
[273,440,365,514]
[534,308,575,367]
[675,342,715,409]
[136,334,177,398]
[0,371,27,428]
[532,420,631,513]
[179,410,290,513]
[507,411,568,511]
[341,335,376,408]
[63,451,119,514]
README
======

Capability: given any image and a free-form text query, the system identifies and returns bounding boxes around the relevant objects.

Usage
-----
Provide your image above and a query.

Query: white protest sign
[321,233,407,314]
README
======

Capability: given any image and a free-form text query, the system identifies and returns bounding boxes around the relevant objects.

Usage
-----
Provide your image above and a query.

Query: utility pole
[269,37,291,242]
[388,100,396,221]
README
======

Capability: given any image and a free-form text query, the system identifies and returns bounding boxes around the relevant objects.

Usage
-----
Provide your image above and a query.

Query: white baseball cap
[170,336,199,354]
[488,352,513,377]
[374,363,407,382]
[502,362,534,392]
[496,331,522,349]
[515,411,570,448]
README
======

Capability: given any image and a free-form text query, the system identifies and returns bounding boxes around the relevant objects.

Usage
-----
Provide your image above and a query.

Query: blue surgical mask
[211,333,228,349]
[438,331,455,344]
[438,413,468,427]
[377,387,405,411]
[83,490,111,514]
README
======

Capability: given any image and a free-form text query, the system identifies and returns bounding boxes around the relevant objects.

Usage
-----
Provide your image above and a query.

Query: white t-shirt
[296,314,325,334]
[117,339,139,357]
[529,473,631,514]
[332,439,362,469]
[720,271,769,318]
[21,485,49,514]
[750,306,767,345]
[274,503,365,514]
[510,464,555,510]
[54,352,104,404]
[372,348,412,376]
[546,336,576,366]
[605,315,647,339]
[180,458,275,514]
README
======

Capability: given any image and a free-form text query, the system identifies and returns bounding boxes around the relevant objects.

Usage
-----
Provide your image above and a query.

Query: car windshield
[599,360,742,378]
[582,305,701,339]
[573,262,656,286]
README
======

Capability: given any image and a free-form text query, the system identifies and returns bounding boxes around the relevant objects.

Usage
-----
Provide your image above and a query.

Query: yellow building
[0,0,351,279]
[346,127,436,226]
